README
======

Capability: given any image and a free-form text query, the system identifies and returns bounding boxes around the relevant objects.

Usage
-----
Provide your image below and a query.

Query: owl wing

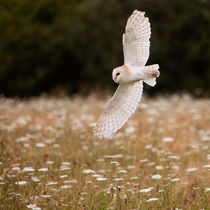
[123,10,151,66]
[94,81,143,138]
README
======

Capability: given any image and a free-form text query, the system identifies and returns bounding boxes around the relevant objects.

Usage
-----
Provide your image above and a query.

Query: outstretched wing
[94,81,143,138]
[123,10,151,66]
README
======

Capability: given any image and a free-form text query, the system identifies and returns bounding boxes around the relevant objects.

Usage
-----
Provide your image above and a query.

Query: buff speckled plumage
[94,10,160,138]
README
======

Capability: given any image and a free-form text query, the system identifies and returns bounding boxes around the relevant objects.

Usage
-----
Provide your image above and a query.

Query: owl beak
[114,75,117,82]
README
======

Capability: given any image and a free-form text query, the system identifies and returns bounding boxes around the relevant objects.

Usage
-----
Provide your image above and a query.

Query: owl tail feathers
[144,78,156,87]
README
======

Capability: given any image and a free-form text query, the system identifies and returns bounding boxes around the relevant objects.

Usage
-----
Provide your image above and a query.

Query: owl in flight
[94,10,160,138]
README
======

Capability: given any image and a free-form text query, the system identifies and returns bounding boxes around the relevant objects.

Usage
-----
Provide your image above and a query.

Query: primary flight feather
[94,10,160,138]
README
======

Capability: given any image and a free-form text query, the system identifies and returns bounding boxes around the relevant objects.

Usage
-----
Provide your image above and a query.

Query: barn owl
[94,10,160,138]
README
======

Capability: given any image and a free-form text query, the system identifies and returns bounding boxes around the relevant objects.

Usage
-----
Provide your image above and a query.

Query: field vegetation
[0,94,209,209]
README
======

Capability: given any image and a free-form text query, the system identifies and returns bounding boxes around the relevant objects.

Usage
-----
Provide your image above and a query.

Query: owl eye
[116,72,120,76]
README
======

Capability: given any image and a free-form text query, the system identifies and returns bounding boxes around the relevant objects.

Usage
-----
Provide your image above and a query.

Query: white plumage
[123,10,150,66]
[94,10,160,139]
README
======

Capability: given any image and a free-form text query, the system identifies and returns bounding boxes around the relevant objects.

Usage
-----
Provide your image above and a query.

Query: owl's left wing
[94,81,143,138]
[123,10,151,66]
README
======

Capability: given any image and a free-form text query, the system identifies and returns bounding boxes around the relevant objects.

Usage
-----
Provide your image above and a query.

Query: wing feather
[144,78,156,87]
[123,10,151,66]
[94,81,143,138]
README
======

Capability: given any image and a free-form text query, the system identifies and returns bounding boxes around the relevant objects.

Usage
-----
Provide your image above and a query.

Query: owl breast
[119,65,134,83]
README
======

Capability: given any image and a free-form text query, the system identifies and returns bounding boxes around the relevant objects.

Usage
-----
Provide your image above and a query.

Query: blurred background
[0,0,209,97]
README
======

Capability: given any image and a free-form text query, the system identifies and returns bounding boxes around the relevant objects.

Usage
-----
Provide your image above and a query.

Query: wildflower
[191,193,196,199]
[98,169,106,174]
[26,204,41,209]
[201,136,210,142]
[203,165,210,168]
[85,181,93,184]
[118,169,127,174]
[38,168,48,172]
[105,154,123,159]
[53,144,60,148]
[63,180,71,184]
[36,143,45,148]
[92,174,101,178]
[22,167,35,172]
[46,161,54,165]
[16,136,29,142]
[69,179,78,184]
[83,169,95,174]
[127,165,135,170]
[151,174,162,180]
[145,144,152,149]
[44,139,55,144]
[148,162,155,166]
[61,162,71,165]
[60,167,71,171]
[96,177,107,182]
[140,159,148,163]
[168,155,180,160]
[113,178,124,181]
[26,204,37,208]
[155,165,164,170]
[12,167,20,171]
[15,181,27,185]
[182,181,188,185]
[47,182,58,186]
[147,198,159,202]
[51,189,59,192]
[61,185,72,189]
[171,178,180,182]
[23,143,30,147]
[40,195,52,198]
[60,175,68,178]
[171,165,180,170]
[130,176,139,180]
[97,159,104,162]
[139,187,154,193]
[121,194,127,199]
[110,161,120,166]
[162,137,174,142]
[186,168,197,172]
[32,177,40,182]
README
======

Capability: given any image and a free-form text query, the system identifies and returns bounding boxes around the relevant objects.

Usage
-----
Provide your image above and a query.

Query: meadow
[0,94,209,209]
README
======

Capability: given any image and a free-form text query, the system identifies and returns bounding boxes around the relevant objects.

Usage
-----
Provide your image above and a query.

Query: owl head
[112,67,125,83]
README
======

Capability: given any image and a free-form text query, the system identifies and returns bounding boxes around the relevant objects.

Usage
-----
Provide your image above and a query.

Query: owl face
[112,68,124,83]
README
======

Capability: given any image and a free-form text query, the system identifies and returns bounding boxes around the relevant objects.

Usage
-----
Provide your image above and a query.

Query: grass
[0,94,209,209]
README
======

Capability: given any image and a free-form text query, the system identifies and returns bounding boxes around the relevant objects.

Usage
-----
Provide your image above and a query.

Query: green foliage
[0,0,209,96]
[95,192,109,209]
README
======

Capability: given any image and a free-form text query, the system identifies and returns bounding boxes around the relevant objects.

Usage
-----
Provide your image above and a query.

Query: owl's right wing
[123,10,151,66]
[94,81,143,139]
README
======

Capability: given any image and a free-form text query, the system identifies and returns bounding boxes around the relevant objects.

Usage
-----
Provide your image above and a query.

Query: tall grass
[0,95,209,209]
